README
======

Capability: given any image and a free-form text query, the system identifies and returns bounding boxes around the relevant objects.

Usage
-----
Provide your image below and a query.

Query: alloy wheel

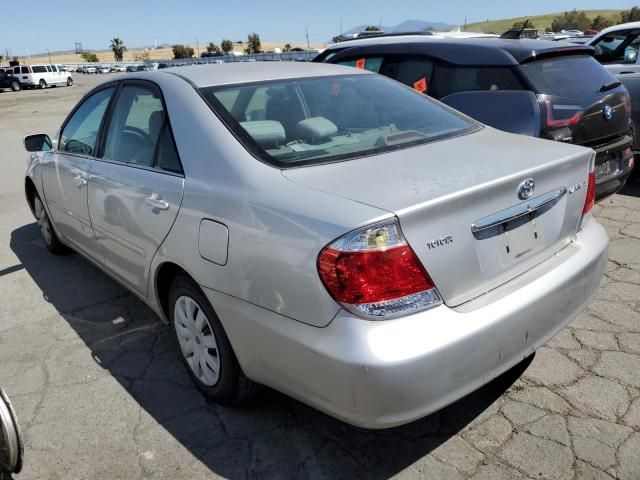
[174,295,221,386]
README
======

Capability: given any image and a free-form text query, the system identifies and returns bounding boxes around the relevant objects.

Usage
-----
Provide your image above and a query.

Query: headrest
[296,117,338,143]
[240,120,286,147]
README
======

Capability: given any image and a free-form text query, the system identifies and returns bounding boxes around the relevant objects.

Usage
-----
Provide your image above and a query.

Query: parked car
[316,37,634,199]
[587,22,640,179]
[110,65,126,73]
[22,63,607,428]
[97,66,111,74]
[9,64,73,88]
[0,71,21,91]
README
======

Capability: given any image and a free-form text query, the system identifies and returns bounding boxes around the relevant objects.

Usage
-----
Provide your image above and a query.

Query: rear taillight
[545,100,582,128]
[580,156,596,229]
[317,219,441,319]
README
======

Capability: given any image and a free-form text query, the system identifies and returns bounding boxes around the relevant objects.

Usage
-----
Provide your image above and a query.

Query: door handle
[74,174,88,187]
[145,193,169,210]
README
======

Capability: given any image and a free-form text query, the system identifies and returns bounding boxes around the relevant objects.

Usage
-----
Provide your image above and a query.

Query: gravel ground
[0,74,639,480]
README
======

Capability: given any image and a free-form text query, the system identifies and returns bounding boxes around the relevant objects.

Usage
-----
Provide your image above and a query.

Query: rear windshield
[520,55,618,98]
[199,74,477,167]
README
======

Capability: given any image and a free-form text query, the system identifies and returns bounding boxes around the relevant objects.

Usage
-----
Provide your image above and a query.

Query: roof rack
[336,31,435,43]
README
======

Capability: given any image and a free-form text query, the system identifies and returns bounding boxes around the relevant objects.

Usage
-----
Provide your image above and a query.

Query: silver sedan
[23,63,608,428]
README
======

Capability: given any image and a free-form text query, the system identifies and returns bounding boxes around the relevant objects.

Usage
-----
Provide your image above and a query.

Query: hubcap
[174,296,220,386]
[34,197,52,246]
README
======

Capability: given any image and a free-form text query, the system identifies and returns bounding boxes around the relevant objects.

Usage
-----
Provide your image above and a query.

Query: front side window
[592,30,640,64]
[336,57,383,73]
[60,87,114,155]
[103,84,182,172]
[199,74,478,167]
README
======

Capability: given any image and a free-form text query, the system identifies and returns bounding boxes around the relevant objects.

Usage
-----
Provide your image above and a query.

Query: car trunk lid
[283,127,594,306]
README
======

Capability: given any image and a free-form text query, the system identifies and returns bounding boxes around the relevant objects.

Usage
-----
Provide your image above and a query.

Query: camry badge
[603,104,613,121]
[518,178,535,200]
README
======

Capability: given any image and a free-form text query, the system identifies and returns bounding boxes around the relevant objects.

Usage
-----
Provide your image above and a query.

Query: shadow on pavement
[618,177,640,197]
[11,223,531,479]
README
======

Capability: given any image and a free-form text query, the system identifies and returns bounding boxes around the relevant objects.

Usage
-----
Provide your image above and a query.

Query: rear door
[88,81,184,296]
[42,85,116,259]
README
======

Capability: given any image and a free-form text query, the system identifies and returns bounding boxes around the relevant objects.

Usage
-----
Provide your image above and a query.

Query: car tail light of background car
[318,219,442,319]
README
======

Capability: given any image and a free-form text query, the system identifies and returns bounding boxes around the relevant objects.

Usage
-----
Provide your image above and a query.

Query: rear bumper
[594,135,634,200]
[206,219,608,429]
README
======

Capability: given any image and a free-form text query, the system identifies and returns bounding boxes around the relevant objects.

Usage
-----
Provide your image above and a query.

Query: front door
[88,81,184,296]
[42,86,115,259]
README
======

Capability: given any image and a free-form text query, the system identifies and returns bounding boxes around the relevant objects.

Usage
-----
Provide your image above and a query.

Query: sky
[0,0,637,56]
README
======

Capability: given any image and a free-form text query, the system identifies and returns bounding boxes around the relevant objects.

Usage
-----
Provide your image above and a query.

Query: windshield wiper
[599,81,622,93]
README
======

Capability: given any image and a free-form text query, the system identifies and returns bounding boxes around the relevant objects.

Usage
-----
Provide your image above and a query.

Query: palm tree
[110,38,127,62]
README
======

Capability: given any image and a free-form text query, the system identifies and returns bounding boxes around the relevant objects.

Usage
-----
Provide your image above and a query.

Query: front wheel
[33,195,67,254]
[66,77,73,86]
[11,81,20,92]
[169,274,257,404]
[38,79,46,89]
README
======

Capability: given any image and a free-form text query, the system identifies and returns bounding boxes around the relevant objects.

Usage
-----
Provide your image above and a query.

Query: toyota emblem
[518,178,535,200]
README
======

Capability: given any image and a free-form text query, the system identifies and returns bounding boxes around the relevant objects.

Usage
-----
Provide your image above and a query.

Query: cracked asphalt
[1,75,639,480]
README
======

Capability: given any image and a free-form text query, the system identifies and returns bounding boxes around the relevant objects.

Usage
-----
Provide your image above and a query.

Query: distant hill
[341,19,454,37]
[465,9,623,34]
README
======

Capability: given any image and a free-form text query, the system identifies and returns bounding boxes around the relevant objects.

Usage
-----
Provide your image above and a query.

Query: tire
[11,81,20,92]
[38,79,46,89]
[66,77,73,86]
[169,273,257,404]
[33,194,68,254]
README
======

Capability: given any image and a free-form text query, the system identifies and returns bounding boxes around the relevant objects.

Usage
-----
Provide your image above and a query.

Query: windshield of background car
[199,74,478,167]
[520,55,618,98]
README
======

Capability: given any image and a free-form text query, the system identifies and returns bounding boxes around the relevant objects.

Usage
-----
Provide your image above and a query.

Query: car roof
[325,37,593,66]
[162,62,371,87]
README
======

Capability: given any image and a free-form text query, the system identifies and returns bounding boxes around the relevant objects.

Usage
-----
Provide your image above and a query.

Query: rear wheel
[11,81,20,92]
[169,274,257,404]
[66,77,73,86]
[33,194,67,254]
[38,79,46,89]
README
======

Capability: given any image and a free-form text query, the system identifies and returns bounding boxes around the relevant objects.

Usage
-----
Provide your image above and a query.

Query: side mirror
[624,47,638,64]
[24,134,53,152]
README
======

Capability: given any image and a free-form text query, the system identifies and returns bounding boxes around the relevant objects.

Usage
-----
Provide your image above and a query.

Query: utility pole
[196,37,199,57]
[305,26,310,49]
[340,17,343,36]
[47,49,52,64]
[464,16,467,32]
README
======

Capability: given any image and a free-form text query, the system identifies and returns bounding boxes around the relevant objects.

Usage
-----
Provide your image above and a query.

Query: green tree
[282,43,292,52]
[244,33,261,54]
[550,10,592,32]
[621,7,640,23]
[172,44,194,59]
[110,37,126,62]
[221,39,234,53]
[81,52,99,62]
[364,25,381,31]
[512,20,535,30]
[206,42,220,53]
[591,15,613,31]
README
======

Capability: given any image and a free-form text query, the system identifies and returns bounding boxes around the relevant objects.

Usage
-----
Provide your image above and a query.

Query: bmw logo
[603,104,613,121]
[518,178,535,200]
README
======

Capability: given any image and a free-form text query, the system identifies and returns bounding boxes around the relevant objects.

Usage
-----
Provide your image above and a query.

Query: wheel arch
[24,177,37,217]
[154,261,196,323]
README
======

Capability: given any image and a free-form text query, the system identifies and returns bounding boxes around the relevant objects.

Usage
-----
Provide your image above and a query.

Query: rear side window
[32,66,47,73]
[433,65,525,98]
[521,55,618,98]
[379,55,434,93]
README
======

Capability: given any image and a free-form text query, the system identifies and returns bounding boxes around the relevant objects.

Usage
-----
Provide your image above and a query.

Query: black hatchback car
[315,37,634,199]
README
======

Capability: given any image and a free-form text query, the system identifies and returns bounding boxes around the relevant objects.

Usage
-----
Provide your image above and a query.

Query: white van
[10,64,73,88]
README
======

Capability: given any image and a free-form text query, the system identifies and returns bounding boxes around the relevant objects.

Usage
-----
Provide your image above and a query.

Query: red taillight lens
[545,100,582,128]
[318,219,441,318]
[582,169,596,216]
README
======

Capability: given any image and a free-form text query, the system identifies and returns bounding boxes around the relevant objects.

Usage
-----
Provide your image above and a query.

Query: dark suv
[315,37,634,199]
[0,70,21,92]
